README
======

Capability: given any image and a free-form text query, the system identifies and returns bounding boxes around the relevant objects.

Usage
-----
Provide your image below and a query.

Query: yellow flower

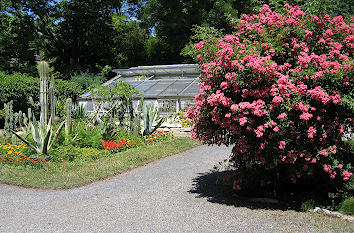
[7,150,13,155]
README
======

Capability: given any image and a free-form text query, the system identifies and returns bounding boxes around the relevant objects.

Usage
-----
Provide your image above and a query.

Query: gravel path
[0,145,348,232]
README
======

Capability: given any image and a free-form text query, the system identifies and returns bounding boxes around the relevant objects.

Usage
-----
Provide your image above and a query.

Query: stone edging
[311,207,354,222]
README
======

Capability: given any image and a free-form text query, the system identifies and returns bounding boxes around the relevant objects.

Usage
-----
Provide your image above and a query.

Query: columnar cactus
[38,61,49,125]
[65,98,73,137]
[4,100,14,139]
[49,76,56,125]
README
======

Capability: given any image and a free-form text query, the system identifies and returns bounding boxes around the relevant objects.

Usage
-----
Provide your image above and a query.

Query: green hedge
[0,71,83,114]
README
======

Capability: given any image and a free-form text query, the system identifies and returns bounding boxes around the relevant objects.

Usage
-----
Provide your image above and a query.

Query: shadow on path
[189,170,289,211]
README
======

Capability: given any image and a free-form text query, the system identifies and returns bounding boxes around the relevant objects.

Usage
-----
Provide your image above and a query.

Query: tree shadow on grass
[189,170,291,211]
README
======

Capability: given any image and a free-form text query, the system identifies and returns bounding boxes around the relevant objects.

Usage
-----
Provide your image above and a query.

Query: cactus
[38,61,49,126]
[12,61,65,155]
[4,101,15,139]
[130,95,144,135]
[65,98,72,137]
[11,108,32,144]
[49,76,56,125]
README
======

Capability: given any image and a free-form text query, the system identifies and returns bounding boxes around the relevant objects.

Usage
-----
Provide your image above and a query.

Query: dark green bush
[72,121,103,149]
[339,197,354,216]
[0,72,83,124]
[0,72,38,113]
[69,72,106,91]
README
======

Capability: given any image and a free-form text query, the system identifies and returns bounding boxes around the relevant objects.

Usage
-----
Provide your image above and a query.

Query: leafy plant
[300,199,316,212]
[72,104,88,120]
[69,72,106,91]
[99,119,118,141]
[89,81,139,126]
[72,121,102,149]
[339,197,354,216]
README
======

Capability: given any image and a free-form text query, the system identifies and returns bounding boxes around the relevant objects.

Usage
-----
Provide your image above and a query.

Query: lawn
[0,137,201,189]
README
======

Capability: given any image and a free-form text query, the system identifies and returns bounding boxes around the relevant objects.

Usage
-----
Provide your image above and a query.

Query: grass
[0,137,201,189]
[268,210,354,232]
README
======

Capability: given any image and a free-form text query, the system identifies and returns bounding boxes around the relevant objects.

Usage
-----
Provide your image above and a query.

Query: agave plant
[142,102,164,136]
[12,114,64,155]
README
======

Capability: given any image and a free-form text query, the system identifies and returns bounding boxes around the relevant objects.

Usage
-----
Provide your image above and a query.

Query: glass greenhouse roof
[79,64,201,100]
[124,78,199,98]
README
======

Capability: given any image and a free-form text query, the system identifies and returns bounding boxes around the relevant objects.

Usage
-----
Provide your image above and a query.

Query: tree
[135,0,259,64]
[111,14,149,68]
[50,0,123,77]
[0,3,38,75]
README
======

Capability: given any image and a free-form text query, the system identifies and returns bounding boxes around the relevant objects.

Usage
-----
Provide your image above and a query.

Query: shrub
[339,197,354,216]
[70,121,103,149]
[69,72,106,91]
[0,72,82,115]
[187,5,353,193]
[0,72,38,113]
[300,199,316,212]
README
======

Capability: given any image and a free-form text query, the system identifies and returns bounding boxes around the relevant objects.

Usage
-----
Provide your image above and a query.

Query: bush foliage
[0,72,82,113]
[187,4,353,192]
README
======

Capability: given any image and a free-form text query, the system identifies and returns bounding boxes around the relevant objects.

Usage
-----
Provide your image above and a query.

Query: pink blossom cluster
[187,4,353,189]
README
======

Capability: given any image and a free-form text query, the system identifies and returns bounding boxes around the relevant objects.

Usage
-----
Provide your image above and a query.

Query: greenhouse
[77,64,201,114]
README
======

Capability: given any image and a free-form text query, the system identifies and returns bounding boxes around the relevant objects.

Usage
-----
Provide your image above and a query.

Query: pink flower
[330,145,337,154]
[194,41,205,50]
[319,149,328,157]
[299,112,313,121]
[277,113,287,119]
[324,164,332,173]
[342,171,353,181]
[330,171,337,179]
[220,81,229,90]
[331,94,341,104]
[225,113,231,118]
[337,164,343,169]
[239,117,247,126]
[230,104,239,113]
[307,126,317,139]
[272,96,284,105]
[233,180,241,190]
[273,126,280,132]
[279,141,286,150]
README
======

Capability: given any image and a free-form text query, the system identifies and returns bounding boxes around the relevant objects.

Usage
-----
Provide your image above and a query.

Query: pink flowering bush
[187,4,353,193]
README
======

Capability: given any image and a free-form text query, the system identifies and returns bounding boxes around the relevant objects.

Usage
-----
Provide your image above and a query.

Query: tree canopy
[0,0,352,77]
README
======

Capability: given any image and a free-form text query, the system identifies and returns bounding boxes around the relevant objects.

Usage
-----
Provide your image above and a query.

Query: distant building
[77,64,200,114]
